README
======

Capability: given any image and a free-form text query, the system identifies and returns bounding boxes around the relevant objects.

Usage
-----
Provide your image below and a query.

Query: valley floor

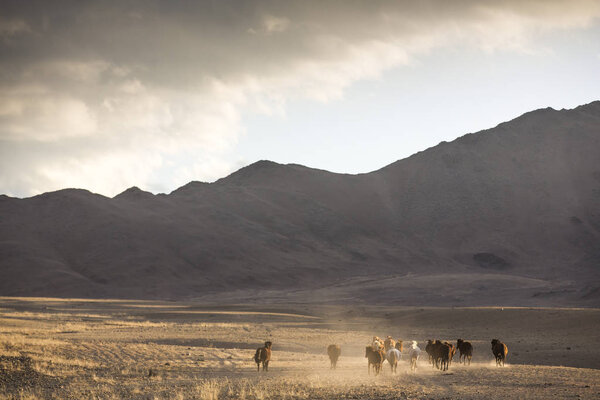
[0,297,598,399]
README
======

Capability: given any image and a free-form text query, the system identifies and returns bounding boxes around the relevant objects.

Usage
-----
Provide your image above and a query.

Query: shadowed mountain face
[1,102,600,306]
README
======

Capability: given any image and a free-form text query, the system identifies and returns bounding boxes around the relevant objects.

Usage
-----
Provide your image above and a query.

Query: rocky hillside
[1,102,599,305]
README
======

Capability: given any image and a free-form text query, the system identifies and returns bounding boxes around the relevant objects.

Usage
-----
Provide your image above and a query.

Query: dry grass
[0,298,598,399]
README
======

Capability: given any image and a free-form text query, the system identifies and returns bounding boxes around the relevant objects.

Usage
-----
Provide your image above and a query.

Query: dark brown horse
[327,344,341,369]
[428,340,451,371]
[431,341,452,371]
[457,339,473,365]
[254,341,272,372]
[365,345,384,375]
[491,339,508,366]
[425,339,435,366]
[444,341,457,366]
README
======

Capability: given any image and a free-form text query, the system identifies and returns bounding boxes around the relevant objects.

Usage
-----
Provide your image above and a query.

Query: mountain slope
[1,102,599,305]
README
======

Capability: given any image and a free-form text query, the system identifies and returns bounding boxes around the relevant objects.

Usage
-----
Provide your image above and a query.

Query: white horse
[409,341,421,372]
[386,347,402,374]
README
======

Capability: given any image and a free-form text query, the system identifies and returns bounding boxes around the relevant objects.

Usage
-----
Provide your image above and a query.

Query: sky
[1,0,599,197]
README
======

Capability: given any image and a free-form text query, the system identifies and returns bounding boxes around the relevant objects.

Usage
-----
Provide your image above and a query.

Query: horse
[425,340,435,366]
[395,340,404,353]
[491,339,508,366]
[456,339,473,365]
[254,341,272,372]
[384,336,396,352]
[409,341,421,372]
[327,344,341,369]
[365,345,384,375]
[386,347,401,374]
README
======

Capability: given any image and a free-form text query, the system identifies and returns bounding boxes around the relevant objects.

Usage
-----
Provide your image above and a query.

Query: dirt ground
[0,297,598,399]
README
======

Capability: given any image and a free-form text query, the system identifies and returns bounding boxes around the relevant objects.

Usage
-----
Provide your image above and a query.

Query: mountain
[1,102,600,306]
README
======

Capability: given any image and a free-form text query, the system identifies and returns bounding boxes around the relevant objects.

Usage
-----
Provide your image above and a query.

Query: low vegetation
[0,298,598,399]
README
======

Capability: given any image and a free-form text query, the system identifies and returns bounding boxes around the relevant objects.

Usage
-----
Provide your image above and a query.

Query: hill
[1,102,599,305]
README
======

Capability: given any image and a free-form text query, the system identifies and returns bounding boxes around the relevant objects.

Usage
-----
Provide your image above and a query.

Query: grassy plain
[0,297,598,399]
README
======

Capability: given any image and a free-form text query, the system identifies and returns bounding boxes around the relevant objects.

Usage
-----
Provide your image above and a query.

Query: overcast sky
[1,0,599,197]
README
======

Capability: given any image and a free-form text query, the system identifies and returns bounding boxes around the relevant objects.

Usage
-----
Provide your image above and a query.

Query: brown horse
[384,336,396,352]
[444,341,457,366]
[327,344,341,369]
[457,339,473,365]
[365,345,384,375]
[491,339,508,366]
[437,342,452,371]
[254,341,272,372]
[425,340,435,366]
[395,340,403,353]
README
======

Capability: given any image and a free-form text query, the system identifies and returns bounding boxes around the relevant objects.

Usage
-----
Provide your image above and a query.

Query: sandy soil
[0,297,598,399]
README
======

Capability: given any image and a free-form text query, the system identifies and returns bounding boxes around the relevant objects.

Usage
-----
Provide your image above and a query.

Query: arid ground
[0,297,598,399]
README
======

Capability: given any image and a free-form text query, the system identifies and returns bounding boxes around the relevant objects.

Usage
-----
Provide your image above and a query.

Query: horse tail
[254,348,262,363]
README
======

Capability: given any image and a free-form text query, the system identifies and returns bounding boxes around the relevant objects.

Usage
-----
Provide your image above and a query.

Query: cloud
[0,87,97,141]
[0,0,599,197]
[0,17,30,40]
[262,15,291,34]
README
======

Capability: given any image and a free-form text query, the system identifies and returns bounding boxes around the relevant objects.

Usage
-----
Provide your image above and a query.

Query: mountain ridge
[1,101,599,305]
[9,102,600,201]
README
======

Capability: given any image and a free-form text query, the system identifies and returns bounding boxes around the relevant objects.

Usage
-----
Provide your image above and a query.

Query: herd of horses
[254,337,509,374]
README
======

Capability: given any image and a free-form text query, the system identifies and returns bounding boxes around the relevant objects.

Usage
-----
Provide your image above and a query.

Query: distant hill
[1,102,599,306]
